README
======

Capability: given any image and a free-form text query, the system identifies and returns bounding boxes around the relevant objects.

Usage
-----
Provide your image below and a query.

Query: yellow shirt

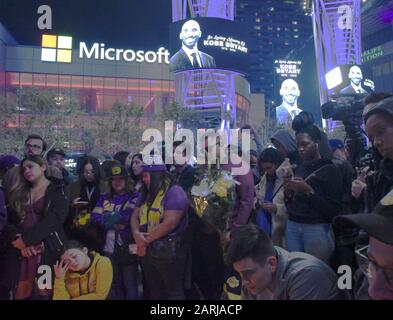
[53,252,113,300]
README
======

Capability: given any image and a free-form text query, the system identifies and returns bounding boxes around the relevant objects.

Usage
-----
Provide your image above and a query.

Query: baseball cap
[46,148,66,159]
[333,189,393,245]
[106,165,128,179]
[329,139,345,152]
[0,155,20,171]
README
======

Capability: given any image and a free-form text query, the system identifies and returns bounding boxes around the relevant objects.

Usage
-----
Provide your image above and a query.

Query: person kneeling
[226,224,345,300]
[53,240,113,300]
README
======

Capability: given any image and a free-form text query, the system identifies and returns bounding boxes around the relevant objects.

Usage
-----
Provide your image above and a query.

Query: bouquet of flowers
[73,209,91,229]
[191,167,238,233]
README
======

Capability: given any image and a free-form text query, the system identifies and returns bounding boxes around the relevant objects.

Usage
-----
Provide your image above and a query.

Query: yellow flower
[79,213,90,226]
[213,185,227,198]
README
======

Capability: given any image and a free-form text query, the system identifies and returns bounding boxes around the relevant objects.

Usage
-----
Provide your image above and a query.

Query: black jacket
[286,159,343,224]
[0,183,69,292]
[22,183,69,246]
[365,158,393,213]
[174,165,196,194]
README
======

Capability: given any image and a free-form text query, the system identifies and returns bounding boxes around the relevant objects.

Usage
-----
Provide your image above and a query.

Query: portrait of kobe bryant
[339,65,367,94]
[170,19,216,73]
[276,79,302,125]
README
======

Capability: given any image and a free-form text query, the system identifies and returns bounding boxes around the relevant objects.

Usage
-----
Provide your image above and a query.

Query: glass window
[71,76,83,89]
[116,78,127,91]
[20,73,33,86]
[96,94,104,113]
[128,79,139,91]
[138,80,151,94]
[59,75,71,89]
[92,77,104,89]
[84,76,92,89]
[104,77,116,90]
[33,74,46,87]
[103,94,118,111]
[46,74,59,89]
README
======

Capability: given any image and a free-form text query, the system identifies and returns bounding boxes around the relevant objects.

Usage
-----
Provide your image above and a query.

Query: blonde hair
[2,166,22,195]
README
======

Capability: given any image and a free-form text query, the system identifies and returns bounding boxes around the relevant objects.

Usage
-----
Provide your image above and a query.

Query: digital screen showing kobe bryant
[169,18,249,74]
[275,59,302,79]
[331,64,375,96]
[273,59,304,122]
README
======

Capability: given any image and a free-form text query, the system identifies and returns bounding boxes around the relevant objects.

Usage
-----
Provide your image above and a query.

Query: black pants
[141,242,188,300]
[186,228,225,300]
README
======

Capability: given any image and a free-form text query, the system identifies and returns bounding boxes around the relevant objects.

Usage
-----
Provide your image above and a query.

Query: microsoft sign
[41,34,170,64]
[79,42,170,64]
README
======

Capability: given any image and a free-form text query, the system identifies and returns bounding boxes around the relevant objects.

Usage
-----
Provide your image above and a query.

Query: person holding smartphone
[254,148,288,248]
[66,156,106,253]
[284,124,343,265]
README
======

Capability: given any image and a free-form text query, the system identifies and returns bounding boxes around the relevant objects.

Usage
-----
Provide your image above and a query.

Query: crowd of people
[0,93,392,300]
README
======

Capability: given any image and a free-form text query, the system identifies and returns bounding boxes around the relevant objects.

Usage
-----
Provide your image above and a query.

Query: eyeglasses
[83,170,95,176]
[24,143,42,151]
[355,245,393,286]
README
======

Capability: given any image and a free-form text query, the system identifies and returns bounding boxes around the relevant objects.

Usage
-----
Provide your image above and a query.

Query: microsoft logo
[41,34,73,63]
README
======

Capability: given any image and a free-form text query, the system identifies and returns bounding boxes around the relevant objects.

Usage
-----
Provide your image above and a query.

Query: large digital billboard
[170,18,249,74]
[274,60,303,125]
[325,64,375,96]
[273,39,322,127]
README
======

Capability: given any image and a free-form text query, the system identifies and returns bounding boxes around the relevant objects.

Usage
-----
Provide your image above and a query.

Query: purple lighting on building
[380,8,393,24]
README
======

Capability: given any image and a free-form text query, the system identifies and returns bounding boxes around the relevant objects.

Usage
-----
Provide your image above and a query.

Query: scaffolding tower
[312,0,362,105]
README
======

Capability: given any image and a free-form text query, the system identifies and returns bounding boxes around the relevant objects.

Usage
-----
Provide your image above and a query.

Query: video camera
[320,94,369,169]
[321,94,368,122]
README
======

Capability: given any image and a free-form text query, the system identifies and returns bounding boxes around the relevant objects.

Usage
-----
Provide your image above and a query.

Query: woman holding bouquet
[91,164,139,300]
[131,163,189,300]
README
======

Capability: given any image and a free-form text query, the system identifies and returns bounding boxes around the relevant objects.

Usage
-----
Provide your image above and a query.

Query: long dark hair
[258,148,285,176]
[129,153,143,181]
[76,156,101,185]
[140,171,173,205]
[107,176,135,200]
[8,155,48,220]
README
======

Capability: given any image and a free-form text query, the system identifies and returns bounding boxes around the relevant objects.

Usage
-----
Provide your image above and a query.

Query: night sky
[0,0,171,50]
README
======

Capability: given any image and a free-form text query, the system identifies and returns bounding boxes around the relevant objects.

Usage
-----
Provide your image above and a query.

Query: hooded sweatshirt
[53,251,113,300]
[271,129,333,163]
[270,130,300,166]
